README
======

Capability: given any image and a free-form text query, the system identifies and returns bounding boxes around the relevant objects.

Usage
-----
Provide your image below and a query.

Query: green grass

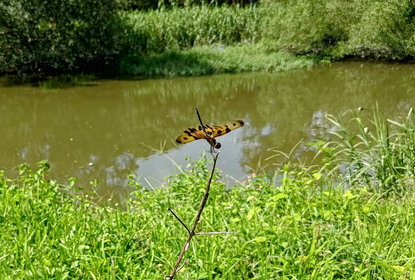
[120,45,317,76]
[317,107,415,196]
[118,5,323,77]
[3,108,415,280]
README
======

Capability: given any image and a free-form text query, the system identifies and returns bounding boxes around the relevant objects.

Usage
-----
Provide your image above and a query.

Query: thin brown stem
[168,208,190,234]
[166,152,220,279]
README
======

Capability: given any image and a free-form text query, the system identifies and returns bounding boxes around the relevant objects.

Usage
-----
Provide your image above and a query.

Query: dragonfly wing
[176,127,206,144]
[207,120,244,138]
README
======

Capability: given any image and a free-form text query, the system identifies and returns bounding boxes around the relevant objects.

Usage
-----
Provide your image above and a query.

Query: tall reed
[121,5,264,54]
[321,108,415,195]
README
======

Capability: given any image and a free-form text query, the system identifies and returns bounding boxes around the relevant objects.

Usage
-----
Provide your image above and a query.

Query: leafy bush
[262,0,357,55]
[345,0,415,60]
[0,0,124,75]
[262,0,415,59]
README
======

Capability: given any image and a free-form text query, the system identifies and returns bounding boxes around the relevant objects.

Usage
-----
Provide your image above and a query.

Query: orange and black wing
[176,126,207,144]
[176,120,244,145]
[203,120,244,138]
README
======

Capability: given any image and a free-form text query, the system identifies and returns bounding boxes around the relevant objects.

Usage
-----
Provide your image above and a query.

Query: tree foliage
[262,0,415,59]
[0,0,124,74]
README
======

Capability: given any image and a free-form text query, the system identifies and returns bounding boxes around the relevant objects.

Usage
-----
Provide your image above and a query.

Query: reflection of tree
[1,62,415,198]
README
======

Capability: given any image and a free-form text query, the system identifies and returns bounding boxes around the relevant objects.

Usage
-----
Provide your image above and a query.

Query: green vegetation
[2,111,415,279]
[121,6,262,54]
[120,46,315,76]
[322,108,415,196]
[0,0,124,75]
[118,0,256,10]
[263,0,415,60]
[3,0,415,77]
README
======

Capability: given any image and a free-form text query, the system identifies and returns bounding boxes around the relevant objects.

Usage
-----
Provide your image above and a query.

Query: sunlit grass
[317,107,415,196]
[2,140,415,278]
[120,45,316,76]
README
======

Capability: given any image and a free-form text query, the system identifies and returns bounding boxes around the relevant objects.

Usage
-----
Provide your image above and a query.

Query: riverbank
[2,111,415,278]
[3,1,415,78]
[119,45,317,76]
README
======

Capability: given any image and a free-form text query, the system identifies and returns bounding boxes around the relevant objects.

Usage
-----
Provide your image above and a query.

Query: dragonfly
[176,108,244,153]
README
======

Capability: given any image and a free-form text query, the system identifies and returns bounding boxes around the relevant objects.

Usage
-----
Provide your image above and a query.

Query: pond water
[1,61,414,202]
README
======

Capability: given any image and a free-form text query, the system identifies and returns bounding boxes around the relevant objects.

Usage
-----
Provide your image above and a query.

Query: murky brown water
[1,61,414,202]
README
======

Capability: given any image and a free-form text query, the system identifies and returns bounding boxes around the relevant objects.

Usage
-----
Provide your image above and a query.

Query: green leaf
[274,193,288,200]
[255,237,268,243]
[247,208,255,221]
[343,190,355,199]
[198,272,208,279]
[313,173,322,181]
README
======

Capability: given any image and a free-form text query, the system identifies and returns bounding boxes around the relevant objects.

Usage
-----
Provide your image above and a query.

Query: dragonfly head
[215,142,221,149]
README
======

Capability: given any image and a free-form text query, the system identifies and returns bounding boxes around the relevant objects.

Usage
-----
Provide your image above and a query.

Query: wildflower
[354,267,359,272]
[242,181,246,185]
[253,173,257,177]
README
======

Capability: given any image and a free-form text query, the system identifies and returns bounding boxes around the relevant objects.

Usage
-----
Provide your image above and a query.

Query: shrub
[345,0,415,60]
[262,0,415,59]
[262,0,356,55]
[0,0,124,75]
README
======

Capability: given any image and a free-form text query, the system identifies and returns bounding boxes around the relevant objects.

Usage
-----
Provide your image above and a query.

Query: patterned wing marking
[175,120,244,145]
[175,126,207,144]
[208,120,244,138]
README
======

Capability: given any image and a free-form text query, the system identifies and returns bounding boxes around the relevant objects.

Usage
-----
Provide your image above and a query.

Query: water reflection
[0,61,414,201]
